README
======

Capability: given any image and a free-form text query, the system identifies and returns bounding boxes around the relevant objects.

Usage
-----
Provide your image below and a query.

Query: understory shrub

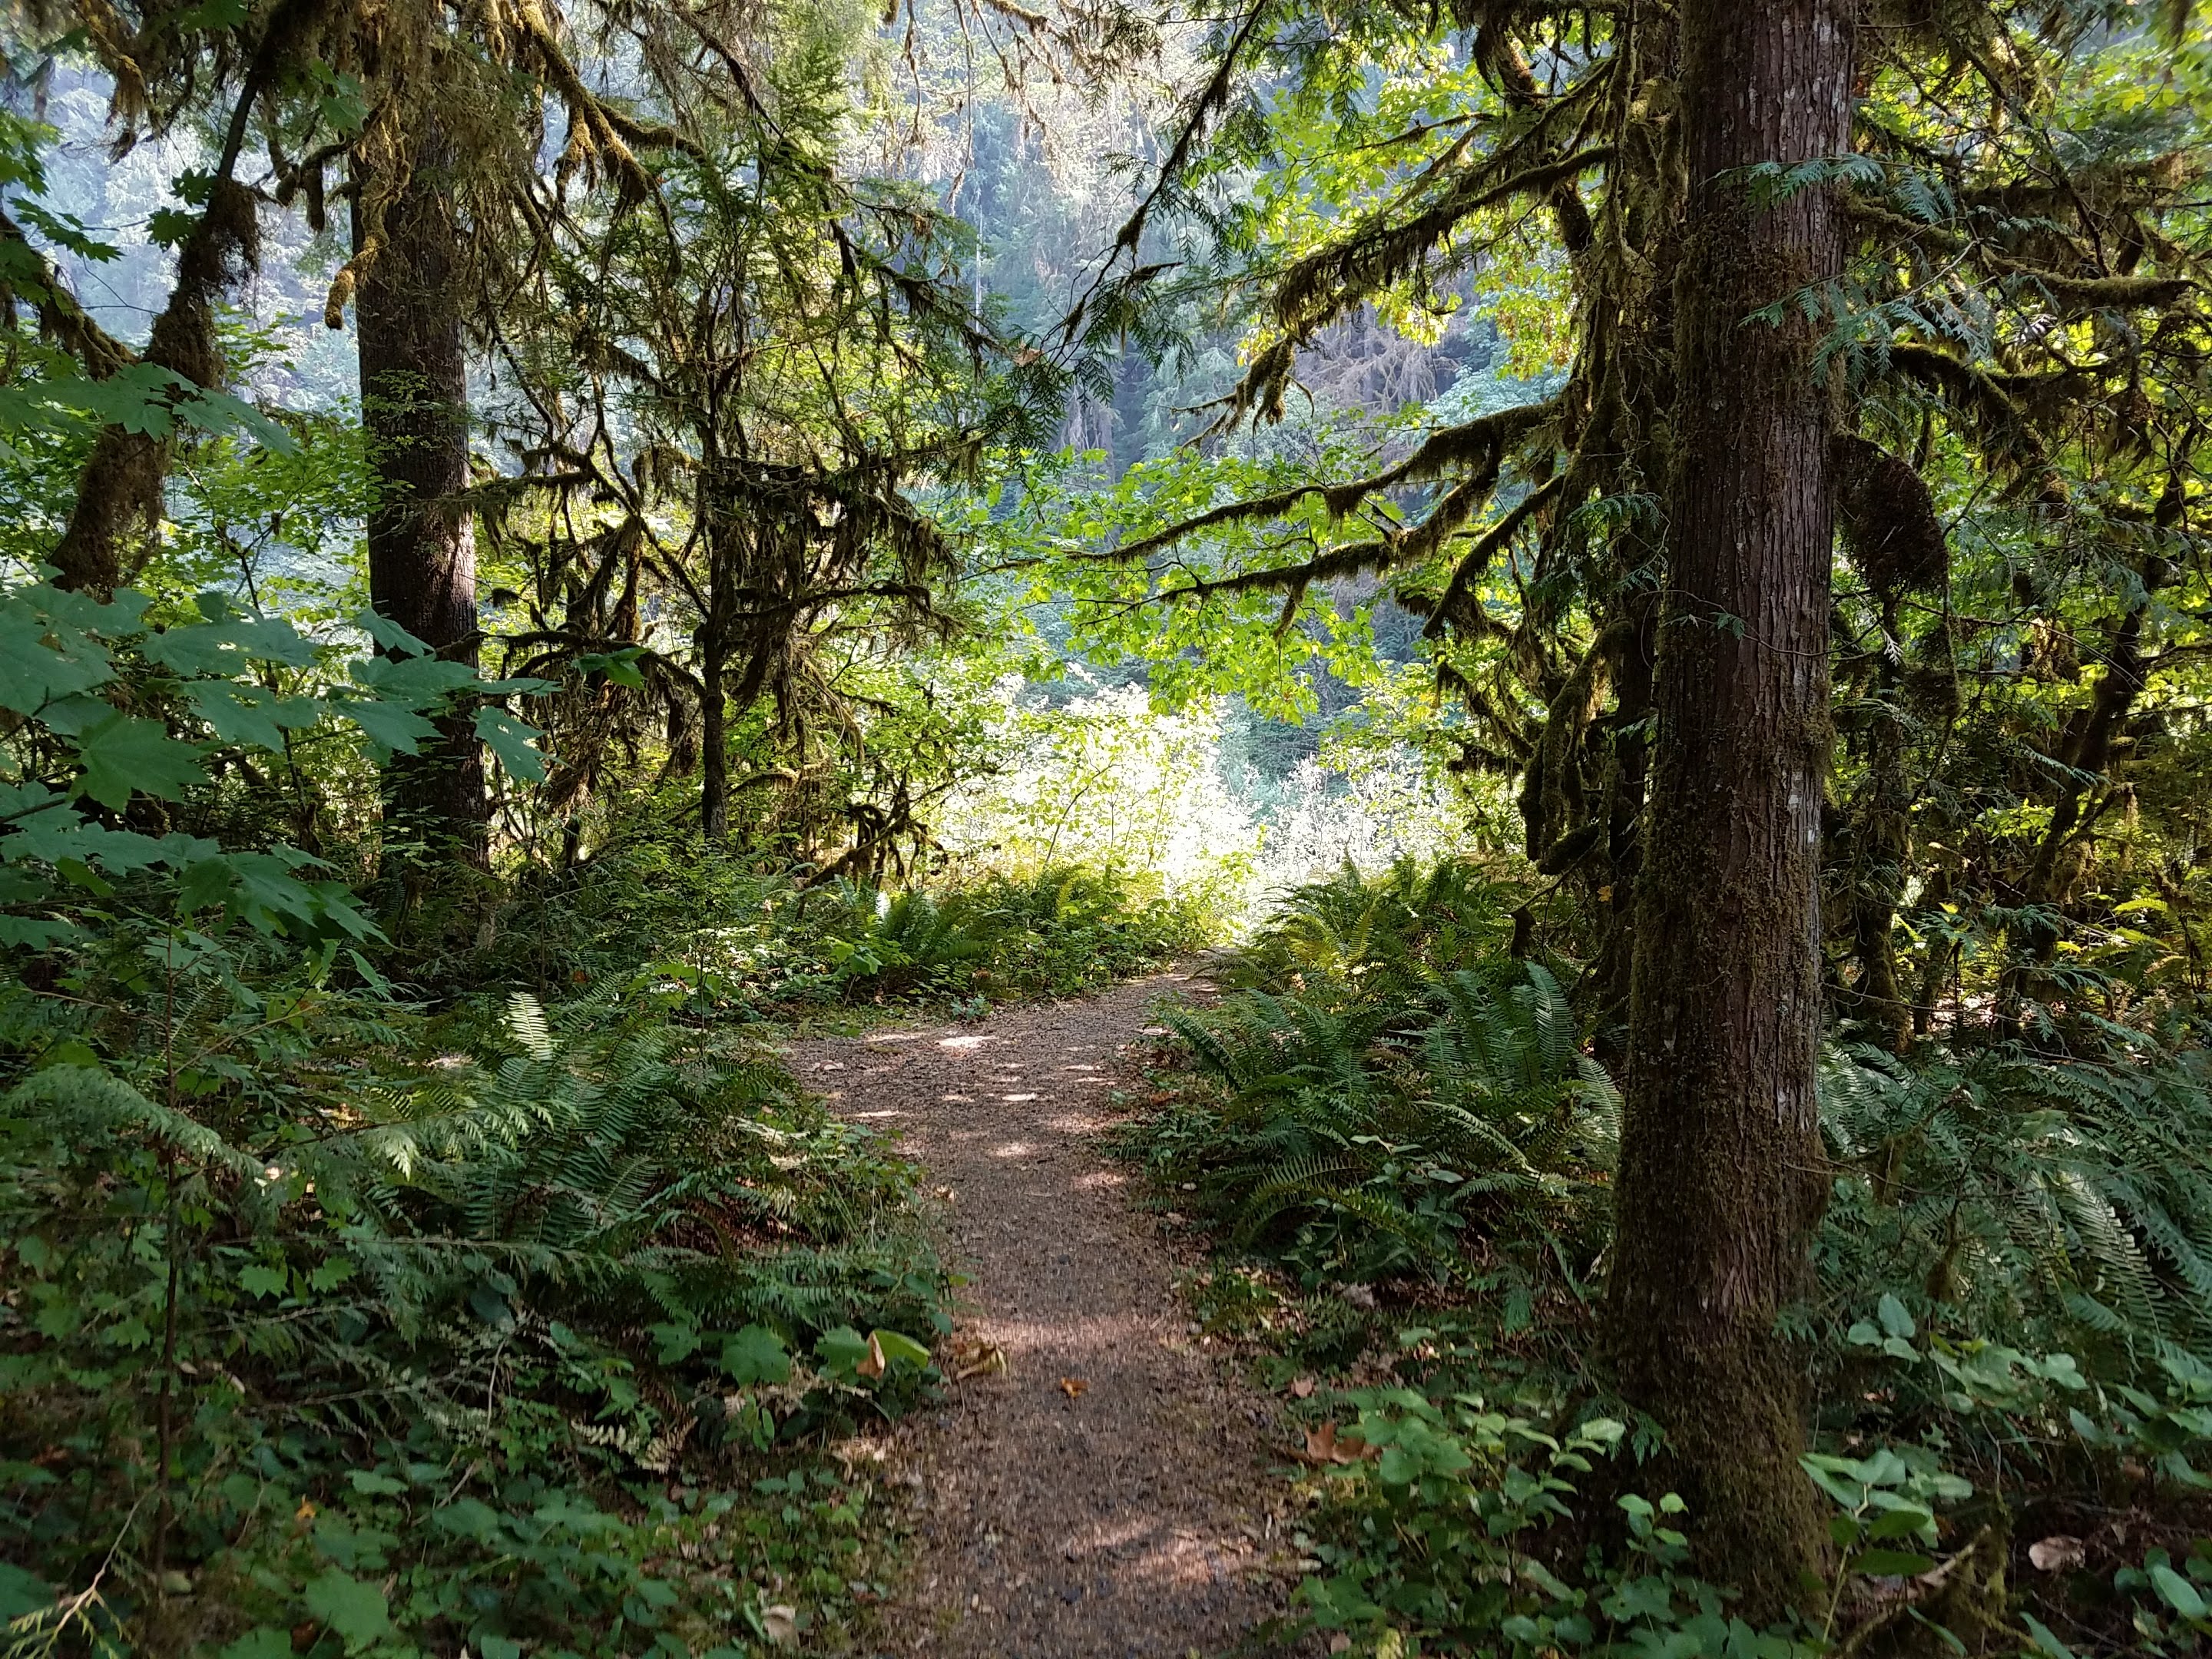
[0,955,945,1657]
[1816,1040,2212,1373]
[482,836,1207,1015]
[1130,856,2212,1657]
[1146,959,1615,1290]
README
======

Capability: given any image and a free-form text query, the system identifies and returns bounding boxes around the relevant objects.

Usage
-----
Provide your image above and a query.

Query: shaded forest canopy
[3,0,2212,1655]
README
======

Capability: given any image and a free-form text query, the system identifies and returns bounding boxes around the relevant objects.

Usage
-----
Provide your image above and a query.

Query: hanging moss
[48,178,259,595]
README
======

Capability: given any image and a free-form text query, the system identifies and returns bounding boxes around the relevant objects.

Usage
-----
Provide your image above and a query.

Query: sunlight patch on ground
[978,1313,1159,1358]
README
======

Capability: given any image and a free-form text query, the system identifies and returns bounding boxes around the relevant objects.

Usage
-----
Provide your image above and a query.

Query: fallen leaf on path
[2028,1535,2085,1572]
[1289,1376,1317,1399]
[946,1333,1005,1379]
[1059,1376,1088,1399]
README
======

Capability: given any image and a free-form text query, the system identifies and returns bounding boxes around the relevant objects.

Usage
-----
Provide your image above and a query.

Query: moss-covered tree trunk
[1840,595,1912,1051]
[358,136,485,857]
[51,184,260,598]
[1605,0,1854,1617]
[699,622,730,844]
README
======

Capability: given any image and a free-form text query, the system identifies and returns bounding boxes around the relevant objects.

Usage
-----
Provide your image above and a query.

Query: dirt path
[786,969,1291,1658]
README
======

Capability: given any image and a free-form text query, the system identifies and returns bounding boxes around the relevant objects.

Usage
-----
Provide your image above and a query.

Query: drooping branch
[1055,0,1274,352]
[0,210,134,378]
[46,0,343,594]
[1409,474,1565,637]
[1085,397,1557,569]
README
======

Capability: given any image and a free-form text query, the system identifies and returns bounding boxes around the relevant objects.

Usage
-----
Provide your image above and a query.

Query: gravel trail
[785,968,1292,1658]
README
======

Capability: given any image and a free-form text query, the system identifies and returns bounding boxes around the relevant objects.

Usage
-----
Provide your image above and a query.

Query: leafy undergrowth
[480,839,1210,1020]
[0,581,1204,1656]
[0,956,947,1657]
[1124,857,2212,1658]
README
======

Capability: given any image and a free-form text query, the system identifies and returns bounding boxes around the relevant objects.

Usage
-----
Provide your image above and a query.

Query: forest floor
[785,965,1300,1658]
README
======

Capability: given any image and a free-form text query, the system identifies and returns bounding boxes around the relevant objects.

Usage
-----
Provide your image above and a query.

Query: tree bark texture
[1607,0,1855,1616]
[695,497,741,844]
[51,181,260,597]
[700,624,730,843]
[1845,603,1912,1051]
[357,140,485,855]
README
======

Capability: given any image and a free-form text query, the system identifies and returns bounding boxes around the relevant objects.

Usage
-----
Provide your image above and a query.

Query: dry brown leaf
[1300,1422,1371,1465]
[1289,1376,1317,1399]
[761,1603,799,1646]
[1059,1376,1089,1399]
[856,1333,887,1380]
[947,1333,1005,1380]
[2028,1535,2085,1572]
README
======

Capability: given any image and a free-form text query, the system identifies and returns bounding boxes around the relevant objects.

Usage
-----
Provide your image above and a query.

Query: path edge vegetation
[2,0,2212,1653]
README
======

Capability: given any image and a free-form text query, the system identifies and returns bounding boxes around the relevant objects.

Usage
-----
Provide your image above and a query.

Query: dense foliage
[1136,859,2212,1656]
[2,978,941,1655]
[5,0,2212,1652]
[0,146,1183,1657]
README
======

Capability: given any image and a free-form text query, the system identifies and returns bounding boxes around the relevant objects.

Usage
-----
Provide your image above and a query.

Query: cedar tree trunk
[1606,0,1855,1617]
[700,624,730,843]
[358,138,485,856]
[697,509,736,843]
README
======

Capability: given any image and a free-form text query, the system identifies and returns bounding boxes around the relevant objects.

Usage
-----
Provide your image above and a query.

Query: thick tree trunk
[357,138,485,856]
[1590,594,1659,1062]
[1606,0,1854,1617]
[700,626,730,843]
[697,502,742,844]
[51,181,260,597]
